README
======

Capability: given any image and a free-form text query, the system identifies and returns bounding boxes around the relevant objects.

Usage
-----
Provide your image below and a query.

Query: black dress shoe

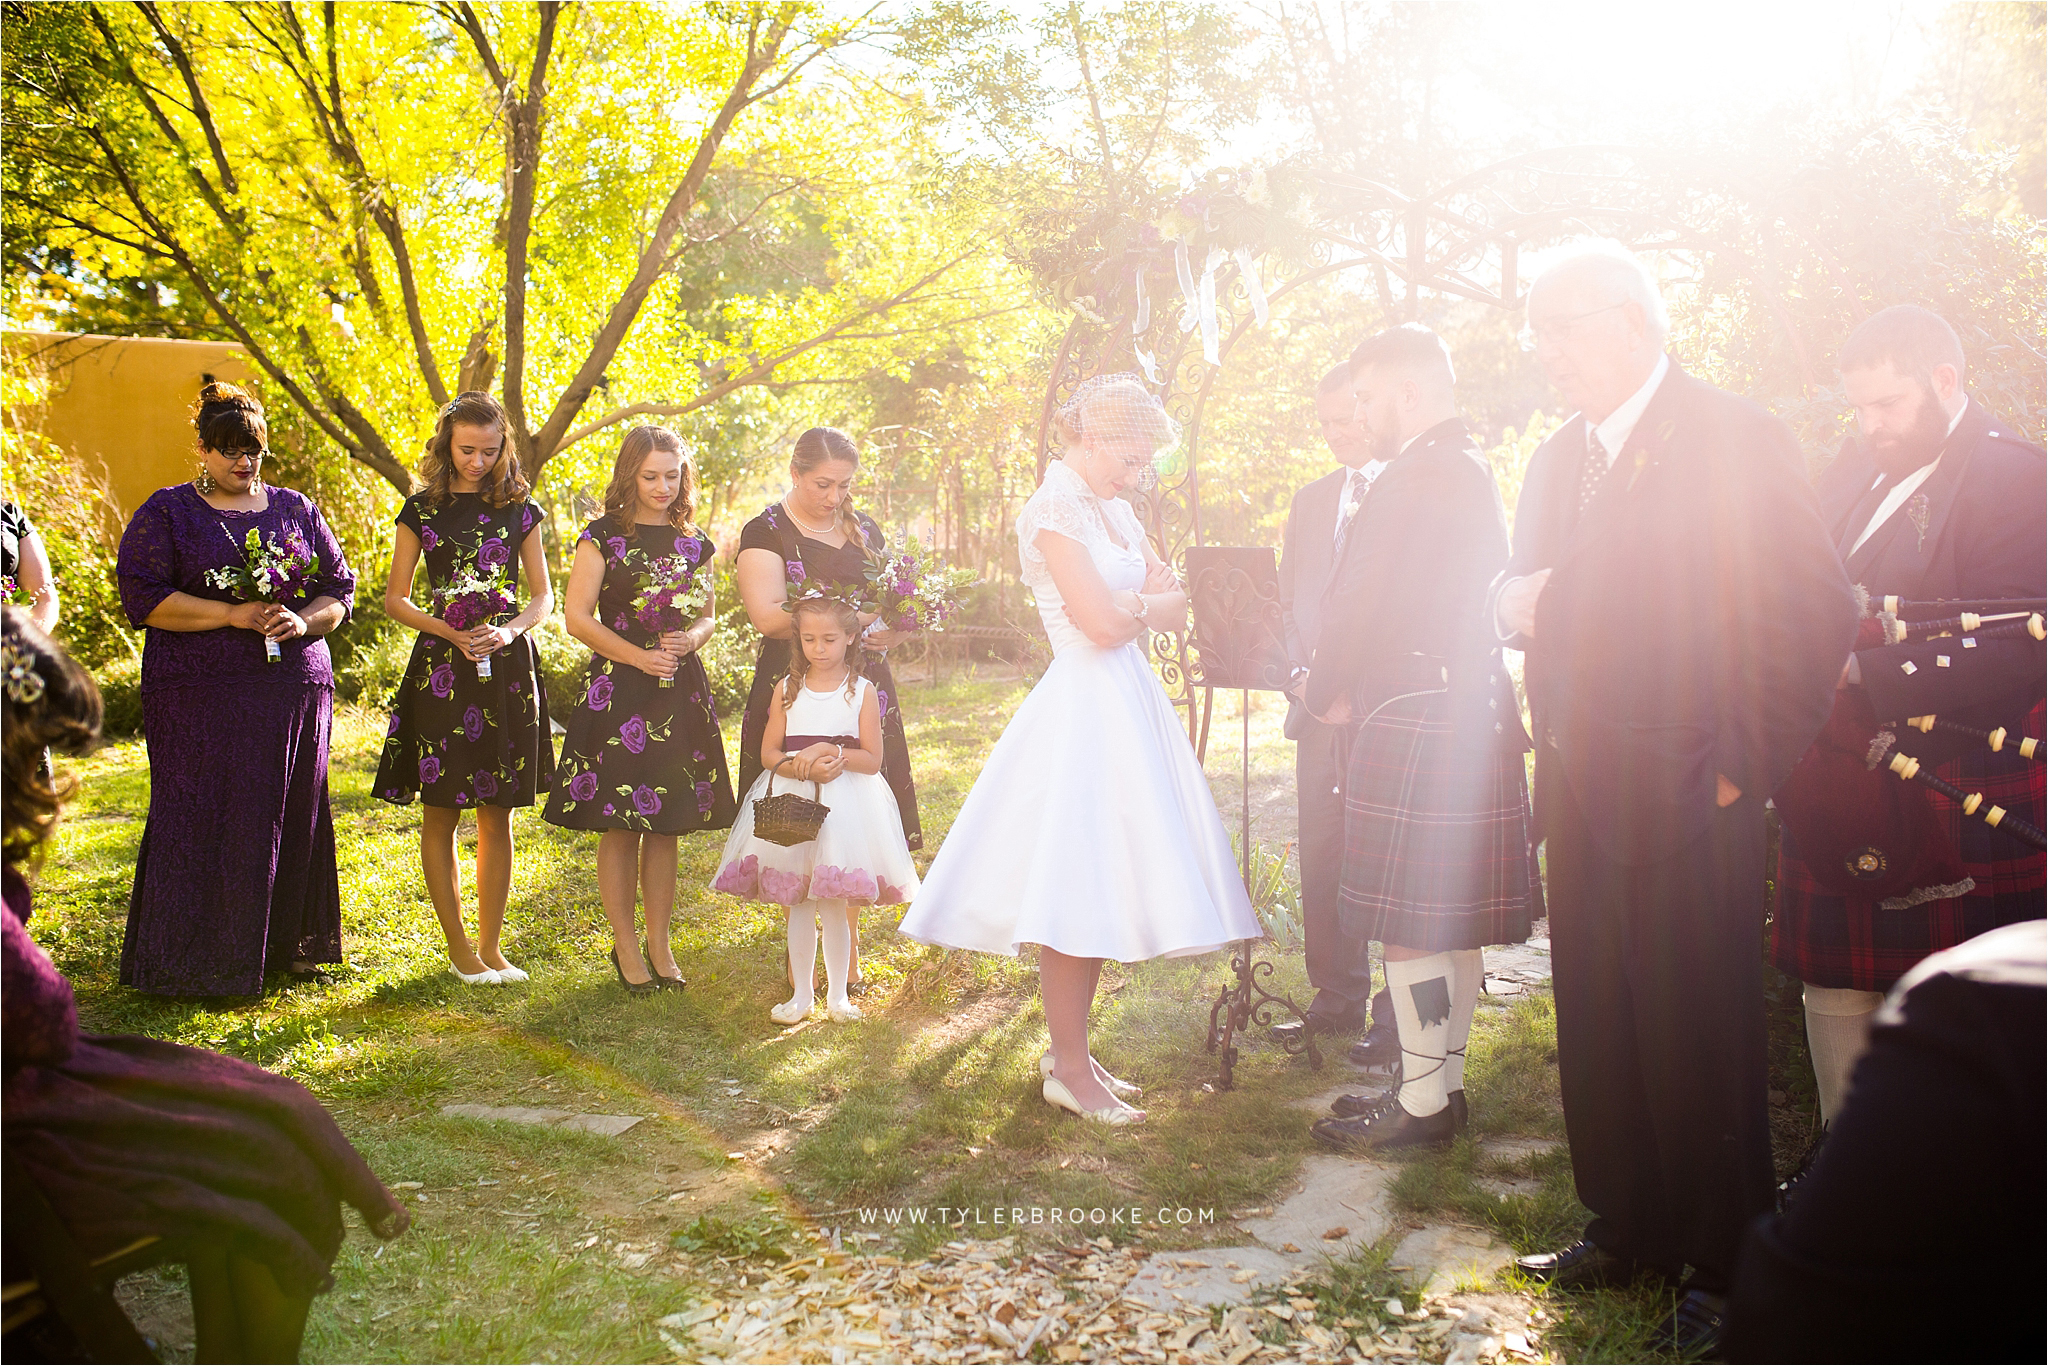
[1653,1288,1726,1358]
[610,949,658,997]
[1333,1088,1466,1135]
[1515,1239,1656,1292]
[1776,1131,1826,1213]
[1347,1029,1400,1074]
[1311,1093,1455,1153]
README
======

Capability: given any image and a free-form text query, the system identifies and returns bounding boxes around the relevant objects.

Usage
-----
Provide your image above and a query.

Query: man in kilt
[1492,242,1856,1357]
[1299,325,1540,1153]
[1773,305,2046,1130]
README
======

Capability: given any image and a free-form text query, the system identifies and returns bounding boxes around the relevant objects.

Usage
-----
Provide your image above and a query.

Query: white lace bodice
[1015,459,1148,655]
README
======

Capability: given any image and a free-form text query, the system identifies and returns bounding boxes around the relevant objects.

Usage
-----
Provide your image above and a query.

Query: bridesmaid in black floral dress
[374,393,554,985]
[544,426,734,993]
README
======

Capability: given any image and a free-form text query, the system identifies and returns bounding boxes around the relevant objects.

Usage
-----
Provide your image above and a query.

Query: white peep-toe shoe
[450,964,502,986]
[1042,1076,1144,1126]
[1039,1052,1141,1098]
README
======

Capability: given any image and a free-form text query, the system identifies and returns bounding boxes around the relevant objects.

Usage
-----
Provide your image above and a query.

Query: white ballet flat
[489,961,529,984]
[1042,1076,1144,1126]
[450,964,501,986]
[770,998,814,1026]
[827,1000,865,1023]
[1039,1051,1141,1098]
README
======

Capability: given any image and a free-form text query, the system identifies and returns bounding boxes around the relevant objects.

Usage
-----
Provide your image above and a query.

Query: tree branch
[525,4,803,476]
[499,0,563,454]
[441,1,508,89]
[553,252,972,453]
[133,1,239,194]
[87,4,238,227]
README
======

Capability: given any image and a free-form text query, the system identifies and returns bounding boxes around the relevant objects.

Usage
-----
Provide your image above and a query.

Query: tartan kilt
[1773,697,2046,991]
[1337,691,1541,951]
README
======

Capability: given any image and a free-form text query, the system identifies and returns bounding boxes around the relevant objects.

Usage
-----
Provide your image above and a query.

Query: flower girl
[711,592,918,1023]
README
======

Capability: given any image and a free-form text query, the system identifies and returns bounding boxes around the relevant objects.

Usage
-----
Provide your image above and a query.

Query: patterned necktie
[1333,467,1374,560]
[1576,421,1608,517]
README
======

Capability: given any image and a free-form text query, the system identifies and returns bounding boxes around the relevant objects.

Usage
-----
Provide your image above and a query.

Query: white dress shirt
[1331,457,1389,545]
[1847,398,1969,557]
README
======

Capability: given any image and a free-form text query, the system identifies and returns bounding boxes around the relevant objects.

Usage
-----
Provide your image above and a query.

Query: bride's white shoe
[1042,1075,1144,1125]
[1039,1051,1141,1098]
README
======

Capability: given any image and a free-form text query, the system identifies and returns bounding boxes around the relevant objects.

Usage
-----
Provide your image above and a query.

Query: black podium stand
[1185,548,1320,1088]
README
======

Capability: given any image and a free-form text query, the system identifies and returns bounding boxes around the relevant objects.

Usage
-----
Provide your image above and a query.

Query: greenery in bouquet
[629,553,710,635]
[203,524,319,605]
[863,542,975,635]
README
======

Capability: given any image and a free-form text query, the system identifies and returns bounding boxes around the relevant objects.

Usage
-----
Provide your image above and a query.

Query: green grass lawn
[33,670,1819,1363]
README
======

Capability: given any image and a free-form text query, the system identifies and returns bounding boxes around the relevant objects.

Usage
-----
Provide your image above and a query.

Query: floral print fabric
[541,520,736,834]
[373,493,553,809]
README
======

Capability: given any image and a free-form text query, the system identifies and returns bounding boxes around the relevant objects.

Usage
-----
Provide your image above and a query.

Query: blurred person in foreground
[1771,305,2045,1134]
[1303,326,1539,1153]
[1722,919,2044,1363]
[1491,241,1857,1355]
[1271,359,1397,1065]
[2,606,408,1362]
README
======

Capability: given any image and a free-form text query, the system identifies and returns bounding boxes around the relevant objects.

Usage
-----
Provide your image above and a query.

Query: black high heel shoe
[610,948,657,997]
[645,939,686,991]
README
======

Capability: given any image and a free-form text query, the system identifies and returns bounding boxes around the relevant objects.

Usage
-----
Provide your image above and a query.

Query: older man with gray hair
[1491,241,1856,1355]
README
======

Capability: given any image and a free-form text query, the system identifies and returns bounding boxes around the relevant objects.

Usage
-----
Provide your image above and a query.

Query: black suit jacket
[1278,465,1347,739]
[1305,418,1526,750]
[1495,363,1857,864]
[1819,400,2046,750]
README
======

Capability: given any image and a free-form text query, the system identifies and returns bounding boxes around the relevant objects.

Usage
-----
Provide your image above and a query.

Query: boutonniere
[1906,491,1931,551]
[1623,422,1675,491]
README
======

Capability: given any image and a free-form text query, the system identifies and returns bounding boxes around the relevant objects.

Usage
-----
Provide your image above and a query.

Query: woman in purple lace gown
[115,384,355,997]
[2,606,407,1362]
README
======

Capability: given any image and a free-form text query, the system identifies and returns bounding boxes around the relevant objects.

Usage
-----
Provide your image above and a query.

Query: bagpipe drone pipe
[1774,591,2046,902]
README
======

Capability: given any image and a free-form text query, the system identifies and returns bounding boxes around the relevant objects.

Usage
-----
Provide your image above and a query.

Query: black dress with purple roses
[373,493,554,809]
[541,520,737,835]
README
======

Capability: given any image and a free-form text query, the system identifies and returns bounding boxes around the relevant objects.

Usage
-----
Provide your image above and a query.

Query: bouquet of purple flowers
[203,525,321,663]
[862,541,972,636]
[630,553,709,687]
[438,558,515,680]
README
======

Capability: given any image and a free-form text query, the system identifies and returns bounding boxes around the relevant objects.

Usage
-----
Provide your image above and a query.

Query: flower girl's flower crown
[781,581,865,618]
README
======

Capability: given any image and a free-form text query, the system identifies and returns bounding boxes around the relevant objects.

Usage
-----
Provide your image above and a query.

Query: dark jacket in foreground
[1305,418,1525,747]
[1724,920,2046,1364]
[1494,363,1857,864]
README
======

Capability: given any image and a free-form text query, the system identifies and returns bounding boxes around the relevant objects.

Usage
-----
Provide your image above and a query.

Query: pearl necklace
[781,500,838,538]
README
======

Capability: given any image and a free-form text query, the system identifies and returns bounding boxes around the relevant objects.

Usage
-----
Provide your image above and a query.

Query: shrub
[93,652,143,737]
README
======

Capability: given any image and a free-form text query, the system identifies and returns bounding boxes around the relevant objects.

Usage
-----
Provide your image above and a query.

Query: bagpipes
[1774,590,2046,904]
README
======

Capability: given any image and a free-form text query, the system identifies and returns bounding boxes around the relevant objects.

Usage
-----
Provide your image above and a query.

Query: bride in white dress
[899,374,1261,1124]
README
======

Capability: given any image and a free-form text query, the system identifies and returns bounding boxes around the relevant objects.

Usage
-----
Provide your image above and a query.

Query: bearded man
[1773,305,2046,1131]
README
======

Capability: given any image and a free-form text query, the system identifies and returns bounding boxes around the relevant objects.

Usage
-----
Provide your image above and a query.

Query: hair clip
[2,638,46,706]
[440,401,461,419]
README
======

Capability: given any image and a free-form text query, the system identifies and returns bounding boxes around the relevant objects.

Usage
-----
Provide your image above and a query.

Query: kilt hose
[1774,697,2047,992]
[1337,691,1540,952]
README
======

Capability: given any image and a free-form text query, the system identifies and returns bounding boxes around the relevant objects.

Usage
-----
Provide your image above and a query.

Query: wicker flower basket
[753,757,829,846]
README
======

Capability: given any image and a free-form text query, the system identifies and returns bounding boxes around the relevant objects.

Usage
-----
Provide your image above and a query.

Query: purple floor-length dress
[116,483,355,996]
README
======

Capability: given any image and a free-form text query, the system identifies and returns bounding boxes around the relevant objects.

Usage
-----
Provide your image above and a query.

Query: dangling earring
[193,461,217,495]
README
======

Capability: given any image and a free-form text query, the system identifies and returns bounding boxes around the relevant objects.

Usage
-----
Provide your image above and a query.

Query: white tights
[784,897,853,1013]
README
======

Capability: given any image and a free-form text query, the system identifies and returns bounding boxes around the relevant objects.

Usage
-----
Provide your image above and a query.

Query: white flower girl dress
[899,459,1260,960]
[712,674,920,908]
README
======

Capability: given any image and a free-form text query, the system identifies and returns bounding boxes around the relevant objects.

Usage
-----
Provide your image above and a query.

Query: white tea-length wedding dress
[899,459,1261,961]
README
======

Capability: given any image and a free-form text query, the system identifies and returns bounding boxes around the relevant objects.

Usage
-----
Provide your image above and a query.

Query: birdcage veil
[1053,372,1178,492]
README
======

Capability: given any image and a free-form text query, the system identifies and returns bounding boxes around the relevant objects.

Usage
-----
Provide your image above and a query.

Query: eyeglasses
[1518,301,1628,353]
[215,447,269,461]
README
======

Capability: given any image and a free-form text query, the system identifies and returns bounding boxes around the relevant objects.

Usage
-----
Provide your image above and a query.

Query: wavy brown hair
[603,426,698,534]
[780,595,863,708]
[418,391,528,511]
[2,607,103,870]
